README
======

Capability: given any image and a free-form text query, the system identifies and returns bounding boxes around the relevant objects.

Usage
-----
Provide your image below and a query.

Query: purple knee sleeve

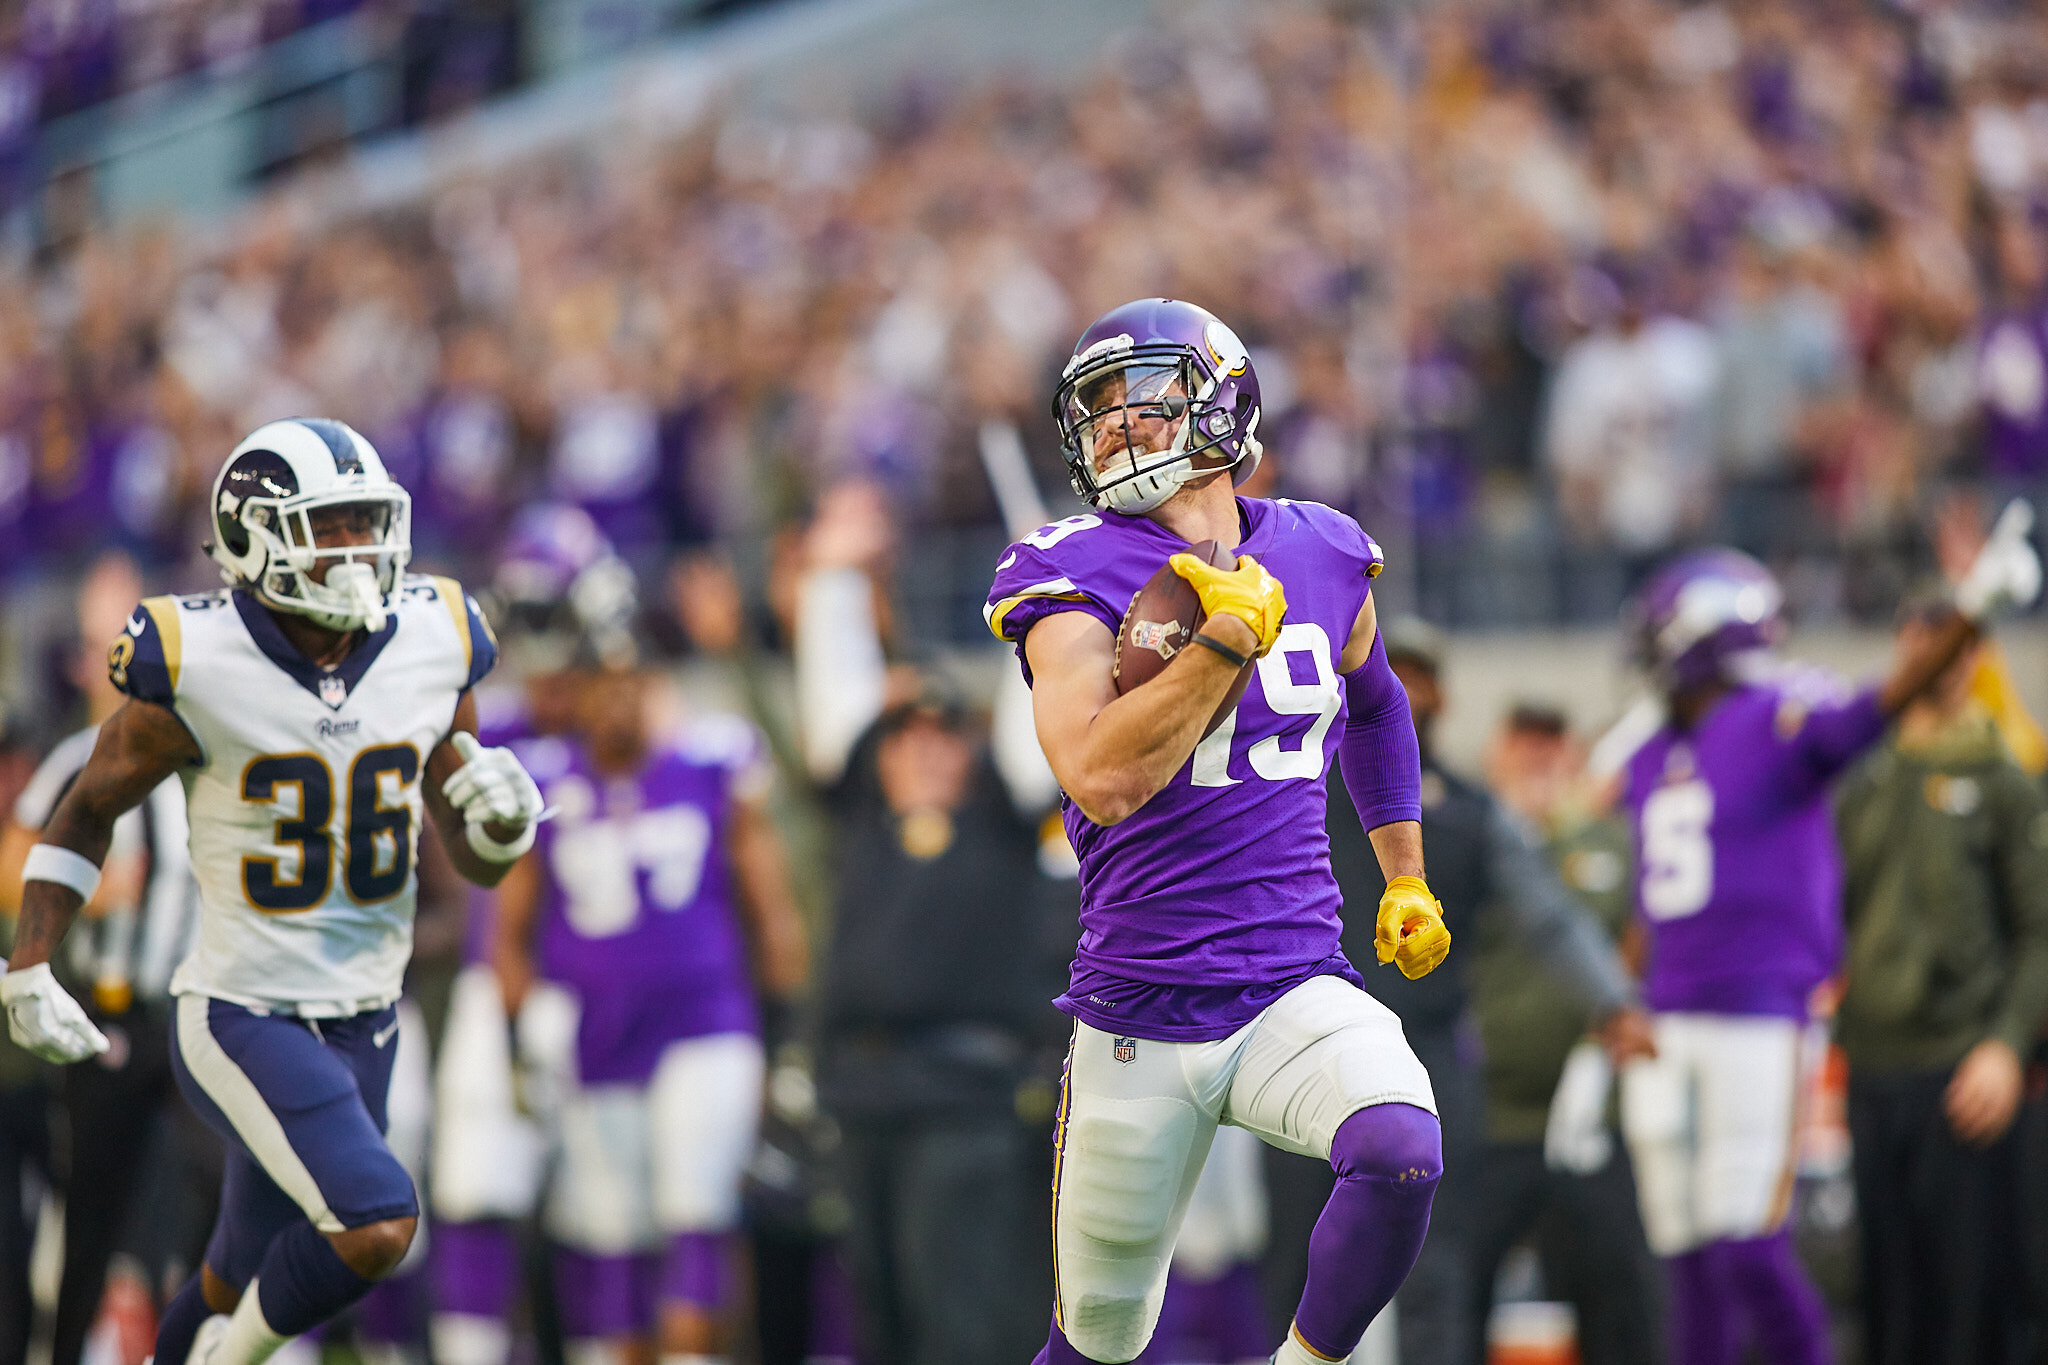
[1292,1104,1441,1360]
[661,1231,732,1312]
[1709,1232,1832,1365]
[432,1221,520,1320]
[552,1248,659,1339]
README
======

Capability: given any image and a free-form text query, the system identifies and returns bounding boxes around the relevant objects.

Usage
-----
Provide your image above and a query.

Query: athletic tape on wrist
[23,844,102,903]
[467,817,537,864]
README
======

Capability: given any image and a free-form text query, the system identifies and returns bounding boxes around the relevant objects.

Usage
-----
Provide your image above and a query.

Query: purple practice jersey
[1620,673,1886,1019]
[529,715,770,1083]
[985,498,1388,1042]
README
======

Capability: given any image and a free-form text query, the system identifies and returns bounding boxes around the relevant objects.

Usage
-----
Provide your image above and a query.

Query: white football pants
[1620,1011,1818,1255]
[546,1031,766,1254]
[1053,974,1435,1363]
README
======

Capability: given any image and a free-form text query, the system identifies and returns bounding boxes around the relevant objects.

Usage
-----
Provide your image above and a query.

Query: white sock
[431,1314,513,1365]
[212,1281,290,1365]
[1271,1323,1347,1365]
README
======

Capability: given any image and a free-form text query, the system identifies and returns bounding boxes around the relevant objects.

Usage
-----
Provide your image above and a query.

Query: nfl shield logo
[319,676,348,709]
[1112,1036,1138,1064]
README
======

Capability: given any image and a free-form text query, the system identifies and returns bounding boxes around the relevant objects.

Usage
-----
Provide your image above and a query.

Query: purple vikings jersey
[529,716,770,1082]
[986,498,1385,1042]
[1621,674,1886,1019]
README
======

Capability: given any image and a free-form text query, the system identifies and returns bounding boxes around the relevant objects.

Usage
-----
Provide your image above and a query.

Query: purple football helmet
[1630,547,1786,690]
[1053,298,1263,514]
[492,502,637,643]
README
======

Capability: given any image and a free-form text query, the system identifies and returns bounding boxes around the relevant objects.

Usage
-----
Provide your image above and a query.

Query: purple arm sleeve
[1792,686,1888,780]
[1339,630,1422,832]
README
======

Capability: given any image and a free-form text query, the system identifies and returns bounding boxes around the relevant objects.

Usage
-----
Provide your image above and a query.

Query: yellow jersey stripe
[141,596,182,694]
[984,587,1092,642]
[430,576,471,672]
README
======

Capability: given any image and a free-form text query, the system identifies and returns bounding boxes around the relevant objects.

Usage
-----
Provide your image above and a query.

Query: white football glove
[1,962,109,1063]
[442,732,545,862]
[1956,499,2042,622]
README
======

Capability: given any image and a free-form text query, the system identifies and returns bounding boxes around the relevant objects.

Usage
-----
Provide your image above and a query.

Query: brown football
[1113,539,1253,736]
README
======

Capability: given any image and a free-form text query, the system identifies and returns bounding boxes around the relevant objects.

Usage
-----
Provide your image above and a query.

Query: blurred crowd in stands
[9,0,2048,656]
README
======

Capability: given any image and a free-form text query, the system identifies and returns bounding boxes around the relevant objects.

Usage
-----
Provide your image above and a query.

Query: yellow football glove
[1169,553,1287,658]
[1376,876,1451,980]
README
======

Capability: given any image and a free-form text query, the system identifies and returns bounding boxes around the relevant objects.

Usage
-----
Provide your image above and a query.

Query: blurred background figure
[430,505,636,1365]
[1834,597,2048,1365]
[796,483,1070,1365]
[0,550,216,1365]
[492,627,807,1365]
[1467,703,1662,1365]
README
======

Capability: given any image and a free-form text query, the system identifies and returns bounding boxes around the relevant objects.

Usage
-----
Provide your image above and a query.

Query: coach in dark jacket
[1834,608,2048,1365]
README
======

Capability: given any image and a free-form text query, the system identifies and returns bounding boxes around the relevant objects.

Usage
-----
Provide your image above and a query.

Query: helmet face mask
[1054,300,1263,514]
[209,419,412,633]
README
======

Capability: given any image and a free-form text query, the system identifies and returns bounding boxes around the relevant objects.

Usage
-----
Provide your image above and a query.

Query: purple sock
[354,1270,422,1346]
[1710,1232,1832,1365]
[153,1277,216,1365]
[1292,1104,1441,1360]
[661,1231,731,1313]
[433,1221,519,1320]
[552,1248,659,1339]
[256,1222,380,1336]
[1666,1249,1737,1365]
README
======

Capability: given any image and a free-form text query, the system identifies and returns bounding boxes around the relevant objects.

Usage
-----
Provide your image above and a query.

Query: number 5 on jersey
[242,745,420,911]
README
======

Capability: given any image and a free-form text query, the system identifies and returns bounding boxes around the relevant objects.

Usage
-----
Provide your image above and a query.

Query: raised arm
[2,698,197,1061]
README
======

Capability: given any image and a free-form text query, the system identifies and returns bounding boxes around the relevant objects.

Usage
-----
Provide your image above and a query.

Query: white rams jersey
[111,575,497,1015]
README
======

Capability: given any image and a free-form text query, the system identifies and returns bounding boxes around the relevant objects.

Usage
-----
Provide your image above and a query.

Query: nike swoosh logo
[998,552,1017,570]
[372,1018,400,1049]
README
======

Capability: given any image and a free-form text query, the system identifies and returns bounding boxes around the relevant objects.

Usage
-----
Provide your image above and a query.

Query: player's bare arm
[1025,607,1260,826]
[728,790,809,998]
[7,697,199,971]
[426,690,543,889]
[487,849,542,1017]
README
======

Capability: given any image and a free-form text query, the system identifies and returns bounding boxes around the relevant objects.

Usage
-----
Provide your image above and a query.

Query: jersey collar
[232,590,399,710]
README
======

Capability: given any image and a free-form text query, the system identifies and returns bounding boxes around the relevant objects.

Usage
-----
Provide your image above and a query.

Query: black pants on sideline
[1848,1065,2026,1365]
[835,1113,1043,1365]
[0,1076,53,1365]
[53,1002,219,1365]
[1467,1139,1665,1365]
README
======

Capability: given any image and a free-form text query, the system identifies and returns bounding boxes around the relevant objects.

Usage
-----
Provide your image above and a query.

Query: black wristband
[1192,632,1252,669]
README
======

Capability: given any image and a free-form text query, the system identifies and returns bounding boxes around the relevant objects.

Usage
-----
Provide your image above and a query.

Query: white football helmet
[206,418,413,632]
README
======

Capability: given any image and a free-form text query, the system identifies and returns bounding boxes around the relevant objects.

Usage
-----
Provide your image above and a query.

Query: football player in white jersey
[0,419,547,1365]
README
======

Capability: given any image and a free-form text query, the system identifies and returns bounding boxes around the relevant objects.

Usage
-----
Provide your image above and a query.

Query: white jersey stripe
[177,993,343,1232]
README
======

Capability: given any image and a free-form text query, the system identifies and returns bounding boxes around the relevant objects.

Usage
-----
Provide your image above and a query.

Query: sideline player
[987,298,1449,1365]
[493,634,807,1365]
[1608,525,2039,1365]
[0,419,548,1365]
[429,504,635,1365]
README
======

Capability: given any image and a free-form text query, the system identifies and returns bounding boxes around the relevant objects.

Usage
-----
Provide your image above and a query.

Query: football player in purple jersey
[986,299,1451,1365]
[492,633,808,1365]
[1605,513,2040,1365]
[429,505,637,1365]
